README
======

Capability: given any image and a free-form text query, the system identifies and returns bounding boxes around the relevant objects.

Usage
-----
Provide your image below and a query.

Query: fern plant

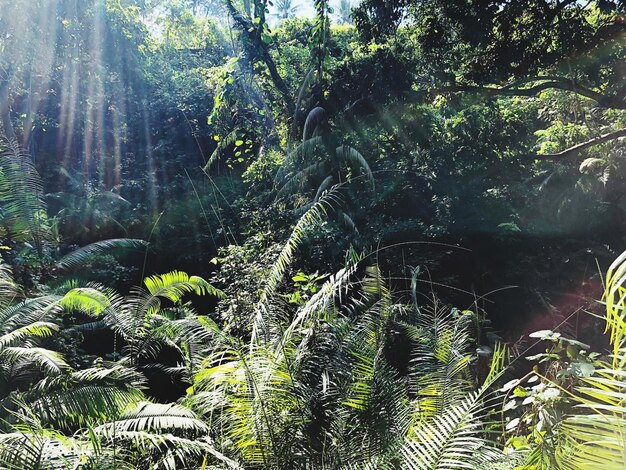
[0,268,234,470]
[187,248,510,468]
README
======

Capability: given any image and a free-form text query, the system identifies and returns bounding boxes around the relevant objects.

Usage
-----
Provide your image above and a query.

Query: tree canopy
[0,0,625,468]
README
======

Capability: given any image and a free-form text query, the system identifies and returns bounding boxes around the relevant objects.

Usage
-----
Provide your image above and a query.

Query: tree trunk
[0,78,16,142]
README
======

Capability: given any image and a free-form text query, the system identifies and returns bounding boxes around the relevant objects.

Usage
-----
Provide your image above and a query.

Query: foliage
[0,1,626,468]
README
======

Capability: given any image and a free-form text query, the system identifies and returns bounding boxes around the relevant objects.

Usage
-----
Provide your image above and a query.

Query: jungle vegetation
[0,0,625,468]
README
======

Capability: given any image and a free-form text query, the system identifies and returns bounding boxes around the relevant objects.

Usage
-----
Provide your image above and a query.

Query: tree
[273,0,300,21]
[335,0,354,25]
[350,1,626,159]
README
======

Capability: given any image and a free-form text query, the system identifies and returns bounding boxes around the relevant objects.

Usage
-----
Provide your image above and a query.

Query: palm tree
[335,0,353,25]
[273,0,299,21]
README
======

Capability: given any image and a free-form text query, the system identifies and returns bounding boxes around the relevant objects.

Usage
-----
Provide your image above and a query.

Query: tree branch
[224,0,293,110]
[438,77,626,109]
[531,127,626,160]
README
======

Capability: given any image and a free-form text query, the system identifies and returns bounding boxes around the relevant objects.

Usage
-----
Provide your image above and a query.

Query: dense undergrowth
[0,193,625,468]
[1,0,626,468]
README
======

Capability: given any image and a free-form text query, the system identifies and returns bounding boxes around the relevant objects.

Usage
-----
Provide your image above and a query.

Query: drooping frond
[274,136,325,191]
[9,365,145,429]
[338,209,358,233]
[314,175,334,203]
[275,162,328,199]
[2,346,68,375]
[292,66,317,139]
[96,430,242,470]
[0,295,63,332]
[336,145,374,188]
[55,238,148,271]
[303,107,326,142]
[0,321,58,349]
[0,426,101,470]
[137,271,224,317]
[60,287,117,317]
[94,402,209,435]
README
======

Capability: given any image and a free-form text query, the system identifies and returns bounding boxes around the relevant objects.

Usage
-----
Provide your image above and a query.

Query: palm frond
[0,321,58,348]
[556,414,626,469]
[137,271,224,318]
[55,238,148,271]
[0,295,63,332]
[94,402,209,435]
[336,145,374,188]
[252,185,341,344]
[0,138,50,254]
[0,426,96,470]
[401,346,508,470]
[604,248,626,359]
[401,391,504,470]
[9,365,145,429]
[60,287,117,317]
[2,346,68,375]
[303,107,326,142]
